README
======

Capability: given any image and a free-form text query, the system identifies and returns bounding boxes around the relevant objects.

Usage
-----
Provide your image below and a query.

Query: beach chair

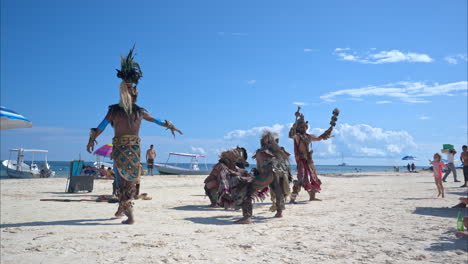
[66,160,94,193]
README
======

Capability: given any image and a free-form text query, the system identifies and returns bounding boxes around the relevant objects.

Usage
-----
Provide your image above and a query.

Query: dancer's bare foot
[235,217,253,224]
[121,218,135,225]
[442,193,445,198]
[274,212,283,218]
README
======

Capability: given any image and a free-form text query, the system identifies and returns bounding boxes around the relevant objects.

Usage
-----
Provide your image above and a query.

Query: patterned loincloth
[111,135,142,182]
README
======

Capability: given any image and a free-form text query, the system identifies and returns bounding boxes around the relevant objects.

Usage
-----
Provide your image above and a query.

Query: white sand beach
[1,171,467,264]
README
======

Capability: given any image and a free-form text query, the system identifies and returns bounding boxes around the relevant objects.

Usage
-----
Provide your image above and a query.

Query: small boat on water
[154,152,210,175]
[2,148,55,178]
[338,152,347,166]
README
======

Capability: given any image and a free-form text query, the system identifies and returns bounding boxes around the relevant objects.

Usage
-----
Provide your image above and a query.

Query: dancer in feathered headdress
[288,106,339,203]
[86,46,182,224]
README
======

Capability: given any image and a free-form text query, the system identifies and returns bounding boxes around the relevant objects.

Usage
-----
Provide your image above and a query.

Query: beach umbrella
[0,106,33,130]
[402,156,417,160]
[94,144,113,158]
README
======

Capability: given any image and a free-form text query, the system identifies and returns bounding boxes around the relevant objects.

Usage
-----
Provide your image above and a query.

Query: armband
[164,120,175,130]
[97,119,110,131]
[153,118,165,126]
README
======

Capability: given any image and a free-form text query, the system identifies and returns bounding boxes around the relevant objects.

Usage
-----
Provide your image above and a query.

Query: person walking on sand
[442,149,460,183]
[146,145,156,175]
[460,145,468,187]
[86,47,182,224]
[429,153,445,198]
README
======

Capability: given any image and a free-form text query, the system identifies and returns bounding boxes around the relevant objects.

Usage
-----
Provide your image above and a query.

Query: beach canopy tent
[0,106,33,130]
[402,156,417,160]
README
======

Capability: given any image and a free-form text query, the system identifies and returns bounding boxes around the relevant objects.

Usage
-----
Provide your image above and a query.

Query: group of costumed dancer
[86,47,339,225]
[204,107,339,224]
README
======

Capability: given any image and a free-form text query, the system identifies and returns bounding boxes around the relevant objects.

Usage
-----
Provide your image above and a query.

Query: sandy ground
[1,171,467,264]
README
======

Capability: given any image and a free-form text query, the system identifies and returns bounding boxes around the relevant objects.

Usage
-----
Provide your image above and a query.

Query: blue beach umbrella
[0,106,33,130]
[402,156,417,160]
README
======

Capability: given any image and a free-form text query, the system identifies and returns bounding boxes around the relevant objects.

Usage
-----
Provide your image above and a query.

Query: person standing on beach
[86,47,182,224]
[411,163,416,172]
[460,145,468,187]
[146,145,156,175]
[407,163,411,172]
[429,153,445,198]
[288,107,338,203]
[442,149,459,183]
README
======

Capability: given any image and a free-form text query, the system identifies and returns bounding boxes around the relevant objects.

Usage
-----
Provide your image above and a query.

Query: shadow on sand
[184,215,270,226]
[402,198,436,201]
[446,191,468,196]
[413,207,467,218]
[425,230,468,252]
[171,205,226,212]
[0,218,122,228]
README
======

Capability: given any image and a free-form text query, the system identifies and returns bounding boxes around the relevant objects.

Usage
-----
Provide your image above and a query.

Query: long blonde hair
[119,81,133,115]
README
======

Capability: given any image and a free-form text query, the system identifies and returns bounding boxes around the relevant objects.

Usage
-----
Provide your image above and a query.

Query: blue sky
[1,0,467,165]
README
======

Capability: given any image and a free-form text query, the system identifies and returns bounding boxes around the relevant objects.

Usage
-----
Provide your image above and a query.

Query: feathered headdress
[116,45,143,84]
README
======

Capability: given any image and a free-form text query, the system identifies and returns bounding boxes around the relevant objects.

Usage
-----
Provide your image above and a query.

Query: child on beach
[429,153,445,198]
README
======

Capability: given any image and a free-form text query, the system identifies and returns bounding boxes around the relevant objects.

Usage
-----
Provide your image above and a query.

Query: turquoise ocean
[0,161,422,178]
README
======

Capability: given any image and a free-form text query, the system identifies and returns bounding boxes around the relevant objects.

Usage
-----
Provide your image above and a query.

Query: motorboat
[154,152,211,175]
[2,148,55,178]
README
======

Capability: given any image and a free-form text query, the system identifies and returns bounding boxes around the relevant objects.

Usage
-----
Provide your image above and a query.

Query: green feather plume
[116,45,143,84]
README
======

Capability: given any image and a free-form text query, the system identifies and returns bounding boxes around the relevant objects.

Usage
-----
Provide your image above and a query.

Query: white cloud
[376,100,392,104]
[320,81,467,103]
[304,48,317,52]
[222,122,416,160]
[246,80,256,85]
[444,54,468,64]
[293,102,308,106]
[334,48,350,52]
[191,146,206,155]
[331,123,416,158]
[231,32,248,36]
[419,116,430,120]
[224,124,284,139]
[333,48,433,64]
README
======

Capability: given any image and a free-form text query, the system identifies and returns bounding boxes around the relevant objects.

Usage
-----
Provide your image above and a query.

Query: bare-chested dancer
[289,107,338,203]
[86,47,182,224]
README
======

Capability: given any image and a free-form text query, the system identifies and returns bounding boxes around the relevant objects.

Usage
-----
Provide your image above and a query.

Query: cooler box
[67,160,94,193]
[68,175,94,193]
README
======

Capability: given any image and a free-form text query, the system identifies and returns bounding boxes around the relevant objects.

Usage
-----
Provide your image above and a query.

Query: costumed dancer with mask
[253,131,292,218]
[86,46,183,224]
[203,147,249,208]
[289,107,339,203]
